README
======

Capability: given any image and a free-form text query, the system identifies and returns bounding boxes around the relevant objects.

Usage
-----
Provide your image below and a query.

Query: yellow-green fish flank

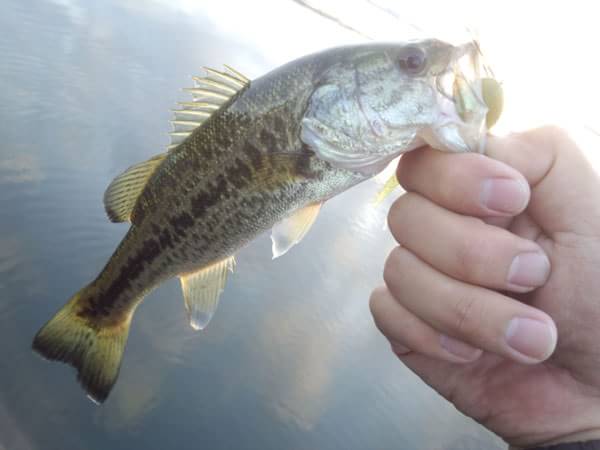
[33,39,499,403]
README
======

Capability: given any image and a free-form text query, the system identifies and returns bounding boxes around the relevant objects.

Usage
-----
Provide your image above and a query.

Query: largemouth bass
[33,39,501,403]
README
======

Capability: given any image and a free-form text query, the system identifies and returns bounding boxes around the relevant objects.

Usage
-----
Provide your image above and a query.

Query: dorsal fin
[103,66,249,223]
[103,154,167,223]
[169,66,250,150]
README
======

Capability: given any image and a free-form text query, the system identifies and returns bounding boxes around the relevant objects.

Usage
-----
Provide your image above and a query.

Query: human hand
[369,127,600,447]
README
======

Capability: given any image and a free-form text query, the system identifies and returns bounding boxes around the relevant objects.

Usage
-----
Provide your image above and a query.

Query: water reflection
[0,0,503,449]
[0,155,44,184]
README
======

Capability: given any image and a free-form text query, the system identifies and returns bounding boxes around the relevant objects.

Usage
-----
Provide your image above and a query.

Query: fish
[32,39,502,403]
[373,76,504,204]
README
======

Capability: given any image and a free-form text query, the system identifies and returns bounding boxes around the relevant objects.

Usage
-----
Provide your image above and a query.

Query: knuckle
[437,161,463,189]
[373,318,388,338]
[371,309,387,336]
[537,125,570,142]
[527,125,575,154]
[368,287,386,317]
[393,318,426,350]
[432,154,477,203]
[387,202,401,236]
[396,160,409,187]
[396,149,425,187]
[383,246,405,287]
[388,193,420,241]
[389,191,417,216]
[373,304,425,345]
[454,222,489,280]
[368,296,395,338]
[450,292,484,339]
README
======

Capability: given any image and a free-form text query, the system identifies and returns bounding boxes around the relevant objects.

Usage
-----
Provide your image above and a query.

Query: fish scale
[90,90,358,326]
[32,39,502,402]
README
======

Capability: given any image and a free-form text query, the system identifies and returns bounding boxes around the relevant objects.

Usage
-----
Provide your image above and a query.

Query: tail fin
[32,287,132,403]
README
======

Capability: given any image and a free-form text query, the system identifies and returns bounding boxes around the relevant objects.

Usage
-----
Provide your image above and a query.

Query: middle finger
[388,192,550,293]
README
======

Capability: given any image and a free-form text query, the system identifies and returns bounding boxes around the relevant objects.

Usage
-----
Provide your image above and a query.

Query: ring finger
[370,286,483,363]
[388,193,550,293]
[383,246,557,364]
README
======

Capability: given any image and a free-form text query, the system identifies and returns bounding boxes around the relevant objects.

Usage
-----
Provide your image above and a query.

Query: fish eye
[398,46,427,75]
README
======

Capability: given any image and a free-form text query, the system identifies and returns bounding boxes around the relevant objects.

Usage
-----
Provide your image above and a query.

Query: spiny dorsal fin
[103,153,167,223]
[271,203,322,259]
[179,256,236,331]
[169,66,250,149]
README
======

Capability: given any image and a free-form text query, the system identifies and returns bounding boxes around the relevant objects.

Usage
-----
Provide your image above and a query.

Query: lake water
[0,1,504,449]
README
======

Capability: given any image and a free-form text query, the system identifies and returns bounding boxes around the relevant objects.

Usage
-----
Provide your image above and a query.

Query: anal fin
[180,256,236,331]
[271,203,322,259]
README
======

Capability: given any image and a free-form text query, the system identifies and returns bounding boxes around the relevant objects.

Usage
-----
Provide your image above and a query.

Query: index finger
[397,147,530,218]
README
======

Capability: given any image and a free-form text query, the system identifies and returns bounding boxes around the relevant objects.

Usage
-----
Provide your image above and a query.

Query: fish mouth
[451,41,503,127]
[421,41,502,154]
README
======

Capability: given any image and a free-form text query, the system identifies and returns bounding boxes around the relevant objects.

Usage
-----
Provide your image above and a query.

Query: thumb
[486,126,600,236]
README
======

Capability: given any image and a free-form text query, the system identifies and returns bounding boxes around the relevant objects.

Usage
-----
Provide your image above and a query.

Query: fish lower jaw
[418,124,483,154]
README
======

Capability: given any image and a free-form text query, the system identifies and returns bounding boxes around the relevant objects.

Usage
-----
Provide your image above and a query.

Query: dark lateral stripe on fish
[242,142,263,171]
[190,178,228,218]
[170,211,195,234]
[82,122,310,322]
[272,116,287,137]
[152,224,174,249]
[227,159,253,190]
[78,238,162,319]
[258,129,278,151]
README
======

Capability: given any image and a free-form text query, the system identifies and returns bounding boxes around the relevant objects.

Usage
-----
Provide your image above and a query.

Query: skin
[369,126,600,447]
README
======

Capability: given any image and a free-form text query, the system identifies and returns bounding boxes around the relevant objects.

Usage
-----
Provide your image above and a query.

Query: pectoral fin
[179,256,236,331]
[373,174,400,206]
[271,203,322,259]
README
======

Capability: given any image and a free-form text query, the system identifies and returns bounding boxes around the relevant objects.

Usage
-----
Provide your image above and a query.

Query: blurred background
[0,1,597,449]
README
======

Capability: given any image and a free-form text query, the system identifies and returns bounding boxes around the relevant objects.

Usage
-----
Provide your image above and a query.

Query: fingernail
[440,335,482,361]
[507,252,550,290]
[505,317,557,362]
[480,178,528,214]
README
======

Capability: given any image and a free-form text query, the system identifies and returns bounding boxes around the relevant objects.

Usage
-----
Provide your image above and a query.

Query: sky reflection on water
[0,1,510,449]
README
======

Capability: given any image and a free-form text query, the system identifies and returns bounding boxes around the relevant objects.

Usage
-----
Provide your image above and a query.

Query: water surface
[0,1,503,449]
